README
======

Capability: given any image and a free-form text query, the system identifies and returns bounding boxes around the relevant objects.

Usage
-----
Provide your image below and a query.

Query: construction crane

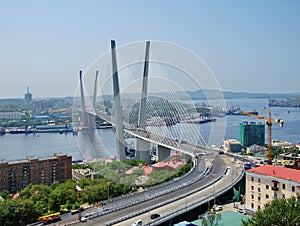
[242,109,283,164]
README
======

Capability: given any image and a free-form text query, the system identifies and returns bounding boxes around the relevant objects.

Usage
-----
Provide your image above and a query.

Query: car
[212,205,223,211]
[237,207,246,215]
[131,219,142,226]
[150,213,160,219]
[80,216,88,222]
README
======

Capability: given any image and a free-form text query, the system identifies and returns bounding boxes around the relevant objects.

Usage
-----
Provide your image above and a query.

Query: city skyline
[1,0,300,98]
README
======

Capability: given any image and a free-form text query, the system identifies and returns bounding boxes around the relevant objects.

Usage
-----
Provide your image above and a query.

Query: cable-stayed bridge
[61,40,246,226]
[74,40,224,162]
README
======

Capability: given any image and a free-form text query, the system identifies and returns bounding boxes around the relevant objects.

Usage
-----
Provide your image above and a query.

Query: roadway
[112,154,243,226]
[82,154,233,226]
[95,111,211,157]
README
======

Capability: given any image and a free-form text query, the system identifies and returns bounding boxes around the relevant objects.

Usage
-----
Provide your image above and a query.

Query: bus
[38,212,61,223]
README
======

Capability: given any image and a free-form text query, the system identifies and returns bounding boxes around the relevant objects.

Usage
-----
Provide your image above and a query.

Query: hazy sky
[1,0,299,98]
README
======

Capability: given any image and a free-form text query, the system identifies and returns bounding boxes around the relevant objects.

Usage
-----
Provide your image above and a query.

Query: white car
[237,207,246,214]
[212,205,223,211]
[80,216,88,222]
[132,219,142,226]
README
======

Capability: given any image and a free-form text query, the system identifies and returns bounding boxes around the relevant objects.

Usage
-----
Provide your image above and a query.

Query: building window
[266,184,269,189]
[251,186,254,191]
[292,186,295,192]
[282,184,285,190]
[266,194,269,199]
[251,194,254,200]
[258,196,261,202]
[274,192,277,199]
[251,203,254,208]
[258,178,261,183]
[251,177,254,182]
[258,187,261,193]
[282,194,285,199]
[258,205,261,209]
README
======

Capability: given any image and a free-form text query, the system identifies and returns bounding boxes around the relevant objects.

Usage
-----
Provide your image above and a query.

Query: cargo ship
[35,125,73,133]
[9,126,33,134]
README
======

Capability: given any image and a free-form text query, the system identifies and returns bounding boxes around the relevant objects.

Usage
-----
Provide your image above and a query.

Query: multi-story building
[72,168,100,183]
[239,121,265,148]
[24,86,32,104]
[0,153,72,193]
[223,139,242,153]
[0,112,22,120]
[245,165,300,212]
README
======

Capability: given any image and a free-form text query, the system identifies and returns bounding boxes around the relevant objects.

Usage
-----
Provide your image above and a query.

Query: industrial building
[245,165,300,212]
[0,153,72,193]
[239,121,265,148]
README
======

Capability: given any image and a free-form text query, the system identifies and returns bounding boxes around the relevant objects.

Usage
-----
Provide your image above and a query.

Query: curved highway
[83,155,226,226]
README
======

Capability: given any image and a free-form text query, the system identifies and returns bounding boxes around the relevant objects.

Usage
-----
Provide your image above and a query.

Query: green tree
[19,184,51,215]
[78,178,92,189]
[0,199,40,226]
[49,180,78,211]
[201,210,222,226]
[242,197,300,226]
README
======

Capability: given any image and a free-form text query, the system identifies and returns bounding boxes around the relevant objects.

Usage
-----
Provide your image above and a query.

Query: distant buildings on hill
[125,151,185,182]
[0,153,72,193]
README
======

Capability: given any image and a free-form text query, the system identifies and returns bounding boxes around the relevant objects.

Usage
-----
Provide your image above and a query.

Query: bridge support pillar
[157,145,170,161]
[136,139,151,161]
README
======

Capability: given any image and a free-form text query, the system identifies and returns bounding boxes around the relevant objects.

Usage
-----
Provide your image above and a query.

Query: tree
[242,197,300,226]
[49,180,78,211]
[0,199,40,226]
[201,210,222,226]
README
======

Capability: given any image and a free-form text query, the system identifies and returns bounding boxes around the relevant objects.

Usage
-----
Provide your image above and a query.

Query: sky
[0,0,299,98]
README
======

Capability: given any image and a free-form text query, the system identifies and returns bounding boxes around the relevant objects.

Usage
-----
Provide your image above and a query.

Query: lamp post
[107,182,110,203]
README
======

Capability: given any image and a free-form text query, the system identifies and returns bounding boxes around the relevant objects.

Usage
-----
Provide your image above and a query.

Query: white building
[245,165,300,212]
[0,112,22,120]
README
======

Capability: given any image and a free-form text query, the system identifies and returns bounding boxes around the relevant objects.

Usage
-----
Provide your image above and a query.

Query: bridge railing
[146,167,245,226]
[102,158,210,215]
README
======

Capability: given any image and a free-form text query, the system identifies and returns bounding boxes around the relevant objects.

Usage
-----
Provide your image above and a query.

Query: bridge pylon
[136,41,152,161]
[79,70,87,127]
[111,40,126,161]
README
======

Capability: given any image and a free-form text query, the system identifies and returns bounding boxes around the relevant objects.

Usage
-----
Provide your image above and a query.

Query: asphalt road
[83,155,226,226]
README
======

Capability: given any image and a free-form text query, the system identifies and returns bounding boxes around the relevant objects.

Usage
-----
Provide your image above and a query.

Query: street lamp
[107,182,110,203]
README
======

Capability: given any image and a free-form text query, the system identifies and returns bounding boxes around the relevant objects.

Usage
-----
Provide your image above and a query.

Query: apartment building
[72,168,100,183]
[0,153,72,193]
[245,165,300,212]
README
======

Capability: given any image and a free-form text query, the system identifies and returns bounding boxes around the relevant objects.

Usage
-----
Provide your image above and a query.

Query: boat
[180,116,217,124]
[35,125,73,133]
[9,126,33,134]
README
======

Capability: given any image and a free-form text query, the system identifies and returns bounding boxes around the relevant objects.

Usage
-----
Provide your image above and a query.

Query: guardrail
[104,164,243,226]
[65,158,208,225]
[147,167,245,225]
[103,157,205,207]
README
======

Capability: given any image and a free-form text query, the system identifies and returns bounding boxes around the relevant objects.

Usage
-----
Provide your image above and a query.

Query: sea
[0,98,299,161]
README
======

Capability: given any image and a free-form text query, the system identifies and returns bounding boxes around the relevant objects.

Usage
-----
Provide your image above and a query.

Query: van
[237,207,246,214]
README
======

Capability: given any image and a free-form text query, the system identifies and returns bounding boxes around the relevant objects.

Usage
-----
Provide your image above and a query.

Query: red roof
[247,165,300,183]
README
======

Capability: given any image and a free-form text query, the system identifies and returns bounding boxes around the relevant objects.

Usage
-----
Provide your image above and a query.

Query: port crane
[242,109,283,164]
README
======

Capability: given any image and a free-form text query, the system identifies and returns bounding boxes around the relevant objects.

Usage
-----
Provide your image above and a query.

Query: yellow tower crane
[242,109,284,164]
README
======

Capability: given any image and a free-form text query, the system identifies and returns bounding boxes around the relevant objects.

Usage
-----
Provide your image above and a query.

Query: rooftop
[247,165,300,183]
